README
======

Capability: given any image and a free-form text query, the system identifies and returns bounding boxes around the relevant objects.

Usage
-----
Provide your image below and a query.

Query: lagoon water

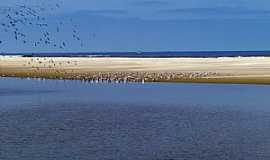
[1,77,270,160]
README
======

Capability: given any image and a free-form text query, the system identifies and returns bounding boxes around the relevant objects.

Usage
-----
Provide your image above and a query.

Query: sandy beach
[1,56,270,84]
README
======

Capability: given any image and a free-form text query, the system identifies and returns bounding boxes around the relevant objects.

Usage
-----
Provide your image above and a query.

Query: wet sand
[1,56,270,84]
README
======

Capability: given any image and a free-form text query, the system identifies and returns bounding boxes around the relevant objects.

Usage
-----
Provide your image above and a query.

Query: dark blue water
[2,50,270,58]
[1,78,270,160]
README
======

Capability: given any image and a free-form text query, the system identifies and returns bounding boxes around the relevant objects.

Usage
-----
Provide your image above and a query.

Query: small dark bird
[0,2,91,50]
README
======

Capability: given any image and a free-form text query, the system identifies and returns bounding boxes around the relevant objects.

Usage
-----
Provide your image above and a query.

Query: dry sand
[1,56,270,84]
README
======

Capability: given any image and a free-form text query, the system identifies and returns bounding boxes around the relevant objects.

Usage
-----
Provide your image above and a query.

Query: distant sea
[2,51,270,58]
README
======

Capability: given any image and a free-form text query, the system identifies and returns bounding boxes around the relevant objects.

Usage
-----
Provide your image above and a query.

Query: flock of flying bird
[0,1,94,50]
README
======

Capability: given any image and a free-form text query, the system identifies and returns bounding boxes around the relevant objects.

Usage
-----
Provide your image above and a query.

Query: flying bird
[0,1,96,51]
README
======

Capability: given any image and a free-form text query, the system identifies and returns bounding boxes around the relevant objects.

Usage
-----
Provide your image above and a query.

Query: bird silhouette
[0,1,96,51]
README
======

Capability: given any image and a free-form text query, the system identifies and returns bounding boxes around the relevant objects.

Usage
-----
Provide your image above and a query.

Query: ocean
[2,50,270,58]
[1,78,270,159]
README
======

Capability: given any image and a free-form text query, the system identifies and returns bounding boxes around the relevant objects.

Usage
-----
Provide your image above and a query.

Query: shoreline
[1,56,270,85]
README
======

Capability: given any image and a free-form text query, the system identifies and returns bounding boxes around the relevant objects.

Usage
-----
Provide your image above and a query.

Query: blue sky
[1,0,270,52]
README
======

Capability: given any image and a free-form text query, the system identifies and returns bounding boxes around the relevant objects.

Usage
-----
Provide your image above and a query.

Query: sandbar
[1,56,270,84]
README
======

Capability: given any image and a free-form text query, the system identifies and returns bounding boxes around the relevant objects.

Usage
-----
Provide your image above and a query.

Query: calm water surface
[1,78,270,160]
